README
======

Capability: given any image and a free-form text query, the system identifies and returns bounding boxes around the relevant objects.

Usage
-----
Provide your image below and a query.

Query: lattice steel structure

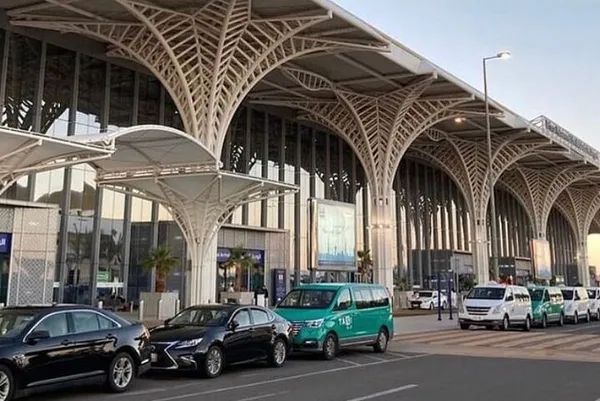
[76,125,297,304]
[0,126,113,196]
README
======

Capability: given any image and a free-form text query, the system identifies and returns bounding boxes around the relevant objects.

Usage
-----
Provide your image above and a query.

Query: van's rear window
[466,288,505,300]
[278,289,337,309]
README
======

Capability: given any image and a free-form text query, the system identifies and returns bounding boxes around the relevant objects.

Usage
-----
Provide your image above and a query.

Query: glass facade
[0,28,581,302]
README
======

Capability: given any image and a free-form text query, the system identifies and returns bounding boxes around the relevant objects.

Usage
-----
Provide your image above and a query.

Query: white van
[586,288,600,320]
[561,287,590,324]
[458,283,532,331]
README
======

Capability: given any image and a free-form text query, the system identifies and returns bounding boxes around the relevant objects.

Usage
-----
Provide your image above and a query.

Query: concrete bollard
[129,302,134,313]
[97,300,103,309]
[138,300,144,321]
[175,299,181,314]
[157,299,163,320]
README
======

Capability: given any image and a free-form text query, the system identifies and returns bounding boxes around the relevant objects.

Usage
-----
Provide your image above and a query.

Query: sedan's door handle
[61,339,72,346]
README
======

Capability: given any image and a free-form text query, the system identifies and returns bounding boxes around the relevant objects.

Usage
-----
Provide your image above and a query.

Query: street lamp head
[497,51,511,60]
[454,117,465,123]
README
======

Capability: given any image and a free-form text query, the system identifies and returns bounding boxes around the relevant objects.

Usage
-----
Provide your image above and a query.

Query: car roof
[296,283,383,291]
[3,303,96,312]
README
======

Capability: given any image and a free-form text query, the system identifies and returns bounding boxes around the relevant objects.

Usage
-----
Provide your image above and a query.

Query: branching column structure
[554,188,600,286]
[408,130,551,283]
[10,0,387,155]
[252,67,476,291]
[500,166,594,282]
[99,171,297,305]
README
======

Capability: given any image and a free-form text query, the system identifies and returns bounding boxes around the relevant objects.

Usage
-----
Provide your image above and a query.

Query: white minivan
[586,288,600,320]
[561,287,590,324]
[458,282,532,331]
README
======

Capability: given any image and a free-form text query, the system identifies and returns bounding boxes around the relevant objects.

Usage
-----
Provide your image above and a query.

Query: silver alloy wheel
[112,356,133,389]
[274,340,286,365]
[378,331,387,349]
[0,371,10,401]
[207,348,222,376]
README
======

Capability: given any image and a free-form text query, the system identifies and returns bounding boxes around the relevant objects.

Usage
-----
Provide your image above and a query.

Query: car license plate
[151,353,157,363]
[472,315,482,321]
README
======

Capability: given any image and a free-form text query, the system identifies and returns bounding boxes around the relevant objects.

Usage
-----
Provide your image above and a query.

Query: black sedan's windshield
[168,308,231,327]
[467,287,506,300]
[277,289,337,309]
[0,310,37,337]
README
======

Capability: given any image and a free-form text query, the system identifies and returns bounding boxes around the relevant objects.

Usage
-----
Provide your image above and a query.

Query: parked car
[458,282,532,331]
[527,286,565,328]
[561,287,590,324]
[586,288,600,320]
[274,283,394,360]
[149,304,292,378]
[408,290,447,310]
[0,304,151,401]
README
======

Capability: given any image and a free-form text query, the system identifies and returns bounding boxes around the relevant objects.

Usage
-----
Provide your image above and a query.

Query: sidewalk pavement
[118,311,459,335]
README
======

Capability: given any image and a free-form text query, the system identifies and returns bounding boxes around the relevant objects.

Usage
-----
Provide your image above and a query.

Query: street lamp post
[483,51,511,282]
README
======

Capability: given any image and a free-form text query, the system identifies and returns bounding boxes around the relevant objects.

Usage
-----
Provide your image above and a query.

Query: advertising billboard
[309,199,356,271]
[530,239,552,280]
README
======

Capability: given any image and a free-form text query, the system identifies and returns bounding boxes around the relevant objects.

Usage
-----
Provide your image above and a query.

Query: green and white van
[527,286,565,328]
[274,283,394,360]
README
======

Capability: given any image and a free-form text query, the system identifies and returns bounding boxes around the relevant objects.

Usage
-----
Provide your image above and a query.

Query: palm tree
[141,246,179,293]
[221,246,255,291]
[357,249,373,283]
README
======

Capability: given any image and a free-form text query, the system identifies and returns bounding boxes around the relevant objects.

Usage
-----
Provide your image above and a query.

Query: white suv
[459,283,532,331]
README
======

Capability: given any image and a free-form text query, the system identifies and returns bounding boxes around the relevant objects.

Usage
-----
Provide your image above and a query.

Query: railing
[531,115,599,164]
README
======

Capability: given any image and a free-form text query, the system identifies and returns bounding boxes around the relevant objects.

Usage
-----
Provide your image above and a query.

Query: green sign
[97,271,109,283]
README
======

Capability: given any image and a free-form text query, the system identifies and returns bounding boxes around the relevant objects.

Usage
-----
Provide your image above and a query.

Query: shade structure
[81,125,298,305]
[0,126,113,196]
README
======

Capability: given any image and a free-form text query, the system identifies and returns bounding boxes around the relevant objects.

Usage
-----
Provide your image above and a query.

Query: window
[335,289,352,310]
[250,309,270,325]
[277,289,337,309]
[71,312,117,333]
[36,313,69,338]
[467,287,505,300]
[372,288,390,307]
[233,310,251,327]
[543,291,550,302]
[355,288,374,309]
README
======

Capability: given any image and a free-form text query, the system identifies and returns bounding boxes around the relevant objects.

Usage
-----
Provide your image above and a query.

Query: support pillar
[472,218,490,284]
[577,240,590,287]
[370,194,394,294]
[188,234,218,305]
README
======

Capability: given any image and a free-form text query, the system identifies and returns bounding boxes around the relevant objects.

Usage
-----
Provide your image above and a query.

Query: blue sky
[334,0,600,150]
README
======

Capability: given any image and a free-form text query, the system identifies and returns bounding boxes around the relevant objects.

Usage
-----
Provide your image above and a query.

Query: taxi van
[458,282,532,331]
[274,283,394,360]
[586,288,600,320]
[560,286,590,324]
[527,286,565,328]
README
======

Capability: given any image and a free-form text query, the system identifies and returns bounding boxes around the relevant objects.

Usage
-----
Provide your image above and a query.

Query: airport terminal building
[0,2,595,306]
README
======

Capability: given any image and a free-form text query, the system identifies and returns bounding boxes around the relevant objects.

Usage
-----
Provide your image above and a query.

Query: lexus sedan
[0,304,151,401]
[149,304,292,378]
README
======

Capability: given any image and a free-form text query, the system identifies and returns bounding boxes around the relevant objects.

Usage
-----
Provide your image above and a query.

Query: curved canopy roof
[0,126,113,194]
[73,125,218,174]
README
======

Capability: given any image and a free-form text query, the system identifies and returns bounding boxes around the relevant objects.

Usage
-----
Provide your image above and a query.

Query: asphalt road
[24,348,600,401]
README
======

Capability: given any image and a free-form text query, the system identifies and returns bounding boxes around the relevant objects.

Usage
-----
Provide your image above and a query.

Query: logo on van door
[338,315,353,329]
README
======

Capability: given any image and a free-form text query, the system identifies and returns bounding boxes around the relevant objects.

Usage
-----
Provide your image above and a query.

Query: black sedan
[149,304,292,378]
[0,304,151,400]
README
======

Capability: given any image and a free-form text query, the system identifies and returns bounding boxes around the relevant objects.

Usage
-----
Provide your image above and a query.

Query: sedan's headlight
[175,338,203,349]
[305,319,324,328]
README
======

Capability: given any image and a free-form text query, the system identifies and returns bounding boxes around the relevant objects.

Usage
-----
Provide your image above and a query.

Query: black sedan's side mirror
[164,318,172,325]
[26,330,50,344]
[228,320,240,331]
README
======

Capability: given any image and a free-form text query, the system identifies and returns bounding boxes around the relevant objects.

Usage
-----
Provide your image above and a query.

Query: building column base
[370,196,394,295]
[187,234,218,306]
[472,220,490,285]
[577,241,591,287]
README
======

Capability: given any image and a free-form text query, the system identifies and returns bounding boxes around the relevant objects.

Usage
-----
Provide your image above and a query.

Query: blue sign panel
[216,248,264,265]
[0,233,11,254]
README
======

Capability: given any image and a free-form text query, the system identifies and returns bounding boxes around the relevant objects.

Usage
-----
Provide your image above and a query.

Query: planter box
[220,291,255,305]
[140,292,179,320]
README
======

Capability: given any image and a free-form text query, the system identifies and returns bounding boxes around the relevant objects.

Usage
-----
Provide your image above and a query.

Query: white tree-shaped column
[408,130,553,282]
[554,187,600,286]
[9,0,387,154]
[100,170,296,304]
[252,67,477,291]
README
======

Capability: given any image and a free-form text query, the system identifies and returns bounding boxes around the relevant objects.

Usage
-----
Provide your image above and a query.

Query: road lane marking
[357,354,386,362]
[235,391,289,401]
[143,354,431,401]
[337,358,361,366]
[343,384,418,401]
